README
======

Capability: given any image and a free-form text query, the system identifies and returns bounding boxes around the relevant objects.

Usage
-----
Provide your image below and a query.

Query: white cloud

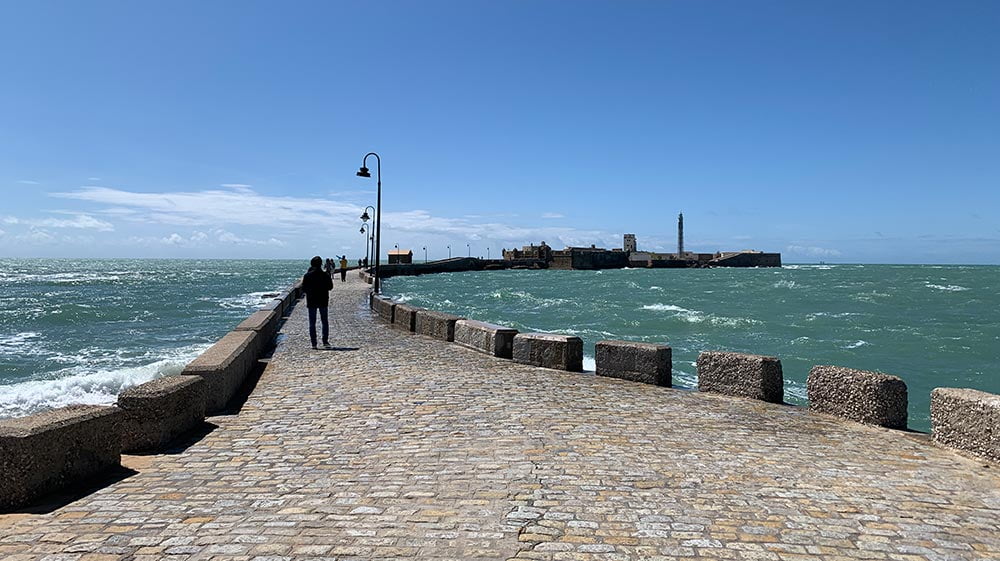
[786,244,842,258]
[541,212,564,219]
[53,186,360,230]
[87,177,102,181]
[163,233,184,245]
[2,213,114,231]
[16,180,39,185]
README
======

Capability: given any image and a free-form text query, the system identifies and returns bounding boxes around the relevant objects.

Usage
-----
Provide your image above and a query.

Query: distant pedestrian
[339,255,348,282]
[302,255,333,349]
[358,258,362,268]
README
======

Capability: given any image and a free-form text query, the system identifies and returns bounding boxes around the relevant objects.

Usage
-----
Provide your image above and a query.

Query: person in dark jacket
[302,255,334,349]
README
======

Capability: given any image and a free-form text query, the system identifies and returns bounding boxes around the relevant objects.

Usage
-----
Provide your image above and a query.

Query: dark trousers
[308,306,329,346]
[340,269,347,282]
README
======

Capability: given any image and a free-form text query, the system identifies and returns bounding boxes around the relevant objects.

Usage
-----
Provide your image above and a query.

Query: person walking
[302,255,333,349]
[339,255,348,282]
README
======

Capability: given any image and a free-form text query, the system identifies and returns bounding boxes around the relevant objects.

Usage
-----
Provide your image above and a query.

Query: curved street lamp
[359,204,375,272]
[447,245,451,259]
[422,246,427,263]
[359,224,370,268]
[467,243,471,258]
[356,156,382,293]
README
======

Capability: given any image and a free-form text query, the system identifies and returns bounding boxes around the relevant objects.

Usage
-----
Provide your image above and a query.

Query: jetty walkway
[2,275,999,560]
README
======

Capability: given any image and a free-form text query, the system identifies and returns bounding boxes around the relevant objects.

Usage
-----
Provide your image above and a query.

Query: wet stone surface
[1,275,999,560]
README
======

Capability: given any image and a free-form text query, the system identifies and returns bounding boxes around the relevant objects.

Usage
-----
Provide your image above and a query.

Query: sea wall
[371,289,999,464]
[0,280,302,512]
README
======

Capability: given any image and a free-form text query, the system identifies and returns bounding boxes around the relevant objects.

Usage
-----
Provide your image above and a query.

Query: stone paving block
[181,329,258,413]
[0,405,122,511]
[932,387,1000,462]
[454,319,518,359]
[392,303,419,332]
[697,351,783,403]
[595,340,671,386]
[415,309,465,342]
[117,375,207,453]
[807,365,908,429]
[372,295,395,323]
[512,333,583,372]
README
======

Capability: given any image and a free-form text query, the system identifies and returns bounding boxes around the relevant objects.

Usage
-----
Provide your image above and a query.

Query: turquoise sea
[0,259,300,419]
[383,265,1000,432]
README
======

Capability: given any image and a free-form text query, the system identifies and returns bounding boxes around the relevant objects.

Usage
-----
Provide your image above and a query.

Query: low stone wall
[513,333,583,372]
[372,295,396,323]
[807,366,908,429]
[0,405,122,511]
[596,340,672,386]
[235,309,280,356]
[392,304,419,332]
[697,351,783,403]
[453,319,518,358]
[415,309,464,342]
[931,388,1000,462]
[118,376,207,453]
[182,330,259,413]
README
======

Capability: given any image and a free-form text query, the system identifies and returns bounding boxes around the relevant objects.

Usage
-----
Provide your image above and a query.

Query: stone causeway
[1,275,998,560]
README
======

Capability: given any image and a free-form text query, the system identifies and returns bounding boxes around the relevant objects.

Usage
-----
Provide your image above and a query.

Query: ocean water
[383,265,1000,432]
[0,258,300,419]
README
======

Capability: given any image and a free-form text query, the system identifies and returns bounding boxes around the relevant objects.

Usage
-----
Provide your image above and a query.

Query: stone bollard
[182,330,258,413]
[235,309,280,356]
[512,333,583,372]
[931,388,1000,462]
[372,295,395,323]
[453,319,518,358]
[0,405,122,511]
[697,351,783,403]
[415,309,465,342]
[595,340,672,386]
[392,304,419,332]
[118,376,207,453]
[807,365,908,429]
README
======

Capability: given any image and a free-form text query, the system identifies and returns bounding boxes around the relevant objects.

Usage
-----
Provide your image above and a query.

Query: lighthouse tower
[677,213,684,257]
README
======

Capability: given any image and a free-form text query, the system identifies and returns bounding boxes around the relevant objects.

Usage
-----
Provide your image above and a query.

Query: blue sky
[1,1,998,263]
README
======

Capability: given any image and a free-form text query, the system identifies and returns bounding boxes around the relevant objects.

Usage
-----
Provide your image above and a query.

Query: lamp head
[359,226,366,234]
[360,210,370,222]
[356,166,371,178]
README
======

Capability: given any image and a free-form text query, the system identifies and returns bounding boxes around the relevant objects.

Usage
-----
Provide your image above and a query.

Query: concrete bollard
[372,295,396,323]
[931,388,1000,462]
[0,405,122,511]
[182,330,258,413]
[807,365,908,429]
[697,351,783,403]
[415,310,465,342]
[235,309,280,355]
[453,319,518,358]
[596,340,672,386]
[512,333,584,372]
[392,304,419,332]
[118,376,207,453]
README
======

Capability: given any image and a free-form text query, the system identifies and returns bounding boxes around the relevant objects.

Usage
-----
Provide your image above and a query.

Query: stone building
[387,249,413,264]
[623,234,637,253]
[502,241,552,262]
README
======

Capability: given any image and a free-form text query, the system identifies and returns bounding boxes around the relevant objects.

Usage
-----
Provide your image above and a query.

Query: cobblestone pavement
[2,275,999,560]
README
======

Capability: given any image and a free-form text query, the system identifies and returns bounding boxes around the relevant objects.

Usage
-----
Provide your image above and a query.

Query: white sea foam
[642,303,693,313]
[774,280,798,289]
[210,290,281,310]
[641,303,759,327]
[925,284,969,292]
[582,356,596,372]
[843,340,869,349]
[0,343,211,419]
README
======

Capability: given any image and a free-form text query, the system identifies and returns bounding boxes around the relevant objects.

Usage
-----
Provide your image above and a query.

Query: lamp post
[360,205,375,270]
[447,245,451,258]
[422,246,427,263]
[356,156,382,293]
[359,224,369,267]
[467,243,471,258]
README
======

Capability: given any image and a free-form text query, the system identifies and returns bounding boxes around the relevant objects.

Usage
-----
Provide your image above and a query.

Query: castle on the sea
[502,213,781,269]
